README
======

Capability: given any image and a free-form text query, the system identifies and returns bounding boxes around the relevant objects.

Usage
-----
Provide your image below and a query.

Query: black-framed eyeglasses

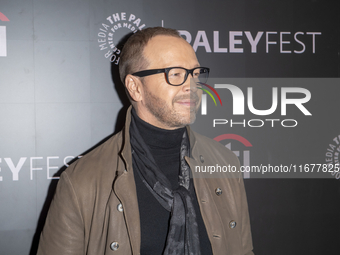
[132,67,210,86]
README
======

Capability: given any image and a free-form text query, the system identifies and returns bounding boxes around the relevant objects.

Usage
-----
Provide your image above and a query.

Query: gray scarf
[129,117,201,255]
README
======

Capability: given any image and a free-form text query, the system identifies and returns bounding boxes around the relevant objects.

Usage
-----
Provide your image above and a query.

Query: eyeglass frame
[131,67,210,86]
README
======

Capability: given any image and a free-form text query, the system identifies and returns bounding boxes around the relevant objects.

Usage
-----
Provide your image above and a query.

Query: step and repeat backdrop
[1,0,339,254]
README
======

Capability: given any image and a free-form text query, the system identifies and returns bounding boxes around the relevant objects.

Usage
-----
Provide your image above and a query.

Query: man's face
[136,35,202,130]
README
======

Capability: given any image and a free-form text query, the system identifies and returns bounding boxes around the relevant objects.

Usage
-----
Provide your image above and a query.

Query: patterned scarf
[129,117,201,255]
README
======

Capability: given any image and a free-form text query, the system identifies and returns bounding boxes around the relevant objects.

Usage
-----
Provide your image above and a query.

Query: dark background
[0,0,339,254]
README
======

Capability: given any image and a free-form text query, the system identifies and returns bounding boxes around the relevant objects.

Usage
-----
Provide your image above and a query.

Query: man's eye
[171,72,181,77]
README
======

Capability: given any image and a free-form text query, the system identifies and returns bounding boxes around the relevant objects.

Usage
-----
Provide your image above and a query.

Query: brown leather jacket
[37,107,254,255]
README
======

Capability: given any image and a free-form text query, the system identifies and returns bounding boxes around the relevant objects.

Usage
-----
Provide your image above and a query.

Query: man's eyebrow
[169,64,201,68]
[162,63,201,69]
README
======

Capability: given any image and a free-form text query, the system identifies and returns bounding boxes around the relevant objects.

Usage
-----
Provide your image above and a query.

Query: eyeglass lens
[168,68,208,85]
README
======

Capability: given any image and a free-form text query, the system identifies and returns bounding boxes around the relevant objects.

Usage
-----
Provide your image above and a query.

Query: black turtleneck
[130,109,213,255]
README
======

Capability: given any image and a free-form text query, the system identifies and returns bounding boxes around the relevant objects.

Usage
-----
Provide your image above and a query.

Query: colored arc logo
[197,82,222,106]
[0,12,10,21]
[214,134,252,147]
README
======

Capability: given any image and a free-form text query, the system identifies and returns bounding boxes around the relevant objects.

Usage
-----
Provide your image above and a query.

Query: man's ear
[125,74,143,102]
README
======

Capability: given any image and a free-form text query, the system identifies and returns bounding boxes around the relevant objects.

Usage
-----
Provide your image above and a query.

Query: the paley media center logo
[198,78,312,128]
[97,11,146,65]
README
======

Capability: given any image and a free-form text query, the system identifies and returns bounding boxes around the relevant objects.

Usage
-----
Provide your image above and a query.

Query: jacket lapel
[113,107,141,255]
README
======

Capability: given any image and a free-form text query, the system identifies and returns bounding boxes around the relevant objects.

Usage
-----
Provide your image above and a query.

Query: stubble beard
[143,87,200,129]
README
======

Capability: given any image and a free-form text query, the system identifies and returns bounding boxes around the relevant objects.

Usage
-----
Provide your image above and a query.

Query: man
[38,27,254,255]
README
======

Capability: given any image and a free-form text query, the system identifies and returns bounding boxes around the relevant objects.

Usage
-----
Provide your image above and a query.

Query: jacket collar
[114,106,140,254]
[119,106,133,174]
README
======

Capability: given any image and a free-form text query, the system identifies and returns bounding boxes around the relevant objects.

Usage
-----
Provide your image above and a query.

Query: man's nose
[182,73,199,92]
[184,78,198,93]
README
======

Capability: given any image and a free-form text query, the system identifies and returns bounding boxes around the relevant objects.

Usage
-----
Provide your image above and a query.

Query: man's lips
[175,99,198,107]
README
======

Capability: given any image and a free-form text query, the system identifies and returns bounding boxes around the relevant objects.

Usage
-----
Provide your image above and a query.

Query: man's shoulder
[61,129,124,187]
